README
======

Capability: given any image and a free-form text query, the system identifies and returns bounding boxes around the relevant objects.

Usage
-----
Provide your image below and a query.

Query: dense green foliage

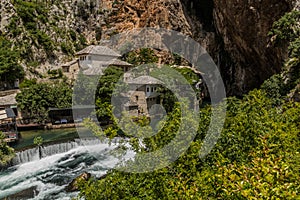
[0,132,15,166]
[19,78,37,89]
[73,66,124,124]
[124,48,158,65]
[16,82,72,122]
[0,37,24,84]
[269,10,300,94]
[95,66,124,121]
[79,89,299,199]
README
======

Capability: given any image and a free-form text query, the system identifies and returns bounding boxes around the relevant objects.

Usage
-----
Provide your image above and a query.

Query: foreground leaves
[78,90,299,199]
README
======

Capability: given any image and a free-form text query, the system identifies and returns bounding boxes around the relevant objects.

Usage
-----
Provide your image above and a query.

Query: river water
[0,129,134,199]
[11,128,82,150]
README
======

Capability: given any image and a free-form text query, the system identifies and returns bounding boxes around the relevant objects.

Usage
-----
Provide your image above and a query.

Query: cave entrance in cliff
[187,0,214,31]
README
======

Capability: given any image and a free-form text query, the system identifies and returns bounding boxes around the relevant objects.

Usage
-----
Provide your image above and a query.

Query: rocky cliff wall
[1,0,297,95]
[213,0,294,95]
[101,0,296,95]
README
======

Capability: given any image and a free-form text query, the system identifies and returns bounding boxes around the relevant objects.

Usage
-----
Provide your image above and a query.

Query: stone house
[0,91,19,117]
[60,45,164,118]
[76,45,132,76]
[124,75,162,116]
[61,45,133,78]
[61,59,79,81]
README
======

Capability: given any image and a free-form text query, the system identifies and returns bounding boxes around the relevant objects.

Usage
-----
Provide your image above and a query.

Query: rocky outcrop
[213,0,293,95]
[101,0,191,36]
[3,186,39,200]
[65,171,91,192]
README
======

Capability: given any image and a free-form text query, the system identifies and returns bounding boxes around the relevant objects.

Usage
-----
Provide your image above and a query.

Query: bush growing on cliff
[269,10,300,43]
[0,37,24,84]
[269,10,300,94]
[124,48,158,65]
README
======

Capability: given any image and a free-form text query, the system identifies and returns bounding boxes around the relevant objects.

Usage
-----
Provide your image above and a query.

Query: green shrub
[0,132,15,166]
[19,78,37,89]
[261,74,285,104]
[124,48,158,65]
[0,37,24,83]
[61,42,74,55]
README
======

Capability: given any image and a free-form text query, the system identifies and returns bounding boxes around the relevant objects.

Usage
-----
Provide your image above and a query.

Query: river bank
[16,122,84,131]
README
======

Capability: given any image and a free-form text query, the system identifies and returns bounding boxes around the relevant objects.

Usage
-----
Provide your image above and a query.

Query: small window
[151,87,154,92]
[135,95,139,101]
[147,87,150,92]
[62,66,70,73]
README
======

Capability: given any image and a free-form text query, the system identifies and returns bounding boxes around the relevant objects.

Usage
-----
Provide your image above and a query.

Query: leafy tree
[16,82,72,122]
[0,132,15,166]
[95,66,124,120]
[260,74,285,105]
[269,10,300,94]
[269,10,300,43]
[19,78,37,89]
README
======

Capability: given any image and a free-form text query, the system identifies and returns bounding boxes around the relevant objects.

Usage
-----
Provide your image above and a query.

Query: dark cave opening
[185,0,215,31]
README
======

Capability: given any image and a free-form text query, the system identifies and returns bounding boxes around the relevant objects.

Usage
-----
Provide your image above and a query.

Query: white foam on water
[0,138,136,199]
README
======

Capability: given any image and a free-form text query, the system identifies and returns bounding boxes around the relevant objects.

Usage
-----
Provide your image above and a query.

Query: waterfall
[12,148,40,164]
[12,137,105,165]
[40,141,79,158]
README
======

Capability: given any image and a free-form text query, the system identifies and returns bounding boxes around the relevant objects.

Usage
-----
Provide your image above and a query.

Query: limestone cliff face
[100,0,219,57]
[1,0,297,95]
[101,0,191,36]
[101,0,296,95]
[213,0,293,95]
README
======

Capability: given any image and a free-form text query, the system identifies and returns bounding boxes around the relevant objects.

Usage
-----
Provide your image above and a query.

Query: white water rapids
[0,138,134,199]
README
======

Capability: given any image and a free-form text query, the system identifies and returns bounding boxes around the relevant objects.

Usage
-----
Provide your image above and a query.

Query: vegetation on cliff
[268,10,300,100]
[0,37,24,85]
[1,0,98,79]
